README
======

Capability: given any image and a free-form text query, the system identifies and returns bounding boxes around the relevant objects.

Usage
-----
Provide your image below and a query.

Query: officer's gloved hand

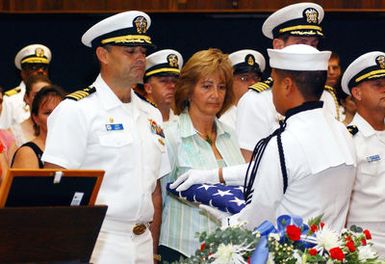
[199,204,231,226]
[170,169,219,192]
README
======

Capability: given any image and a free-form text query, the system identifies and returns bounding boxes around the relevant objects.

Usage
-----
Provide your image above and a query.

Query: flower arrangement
[175,224,260,264]
[174,215,383,264]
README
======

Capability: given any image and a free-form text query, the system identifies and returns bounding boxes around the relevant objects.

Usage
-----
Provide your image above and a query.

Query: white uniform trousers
[91,220,153,264]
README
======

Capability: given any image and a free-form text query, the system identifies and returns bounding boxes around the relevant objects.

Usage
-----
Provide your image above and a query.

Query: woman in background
[11,75,52,146]
[159,49,245,262]
[12,85,65,168]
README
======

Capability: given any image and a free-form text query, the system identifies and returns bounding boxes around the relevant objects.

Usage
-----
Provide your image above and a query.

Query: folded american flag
[166,183,245,214]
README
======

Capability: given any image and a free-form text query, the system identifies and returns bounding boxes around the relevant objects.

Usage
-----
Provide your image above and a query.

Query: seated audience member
[143,49,183,122]
[11,85,65,168]
[159,48,245,262]
[219,49,265,130]
[11,75,52,146]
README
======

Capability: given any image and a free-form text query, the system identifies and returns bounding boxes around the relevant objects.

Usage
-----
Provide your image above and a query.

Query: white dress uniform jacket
[219,105,237,131]
[347,113,385,257]
[226,106,356,230]
[0,81,30,129]
[236,89,280,151]
[320,89,338,119]
[42,74,170,263]
[236,88,340,152]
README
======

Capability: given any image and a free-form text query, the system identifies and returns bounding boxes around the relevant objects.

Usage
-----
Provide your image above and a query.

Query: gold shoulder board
[66,86,96,101]
[4,87,21,97]
[249,77,273,93]
[324,85,335,93]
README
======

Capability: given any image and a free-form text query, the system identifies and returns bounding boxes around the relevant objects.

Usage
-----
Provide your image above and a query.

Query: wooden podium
[0,169,107,263]
[0,205,107,263]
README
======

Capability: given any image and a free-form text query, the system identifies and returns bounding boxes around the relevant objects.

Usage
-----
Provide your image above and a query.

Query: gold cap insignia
[134,16,148,34]
[245,54,255,66]
[303,8,319,24]
[376,55,385,69]
[35,48,45,57]
[167,54,179,68]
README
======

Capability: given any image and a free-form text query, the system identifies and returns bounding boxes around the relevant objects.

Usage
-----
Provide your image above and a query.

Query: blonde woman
[159,49,245,262]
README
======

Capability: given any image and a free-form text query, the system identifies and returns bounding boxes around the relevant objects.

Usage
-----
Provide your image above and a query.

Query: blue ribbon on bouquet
[250,215,316,264]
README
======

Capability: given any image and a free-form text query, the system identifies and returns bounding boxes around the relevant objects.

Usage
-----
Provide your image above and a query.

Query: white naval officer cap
[14,44,52,70]
[229,49,266,74]
[268,44,331,71]
[341,51,385,95]
[262,2,324,40]
[81,10,155,49]
[145,49,183,80]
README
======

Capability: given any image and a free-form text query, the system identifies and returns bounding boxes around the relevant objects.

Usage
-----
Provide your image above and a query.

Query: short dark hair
[277,33,291,43]
[330,52,340,63]
[275,69,327,100]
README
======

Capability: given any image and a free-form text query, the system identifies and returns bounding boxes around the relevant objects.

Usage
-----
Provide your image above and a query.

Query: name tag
[105,123,124,131]
[367,154,381,162]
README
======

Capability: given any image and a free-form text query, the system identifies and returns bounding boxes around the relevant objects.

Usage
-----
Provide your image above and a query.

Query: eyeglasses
[236,74,261,83]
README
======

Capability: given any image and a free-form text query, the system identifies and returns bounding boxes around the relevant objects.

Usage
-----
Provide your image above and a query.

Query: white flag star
[213,189,232,197]
[197,184,214,191]
[229,196,245,207]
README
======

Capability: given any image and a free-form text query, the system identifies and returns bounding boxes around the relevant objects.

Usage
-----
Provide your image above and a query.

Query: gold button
[133,224,146,235]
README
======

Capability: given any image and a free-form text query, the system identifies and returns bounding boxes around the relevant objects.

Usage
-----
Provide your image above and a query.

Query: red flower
[308,248,318,256]
[320,222,325,229]
[362,238,367,246]
[346,240,356,252]
[345,236,352,242]
[286,225,301,241]
[364,229,372,240]
[200,242,205,251]
[330,247,345,261]
[310,224,318,233]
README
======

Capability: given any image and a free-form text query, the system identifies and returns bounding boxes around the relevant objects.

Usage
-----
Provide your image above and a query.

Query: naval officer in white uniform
[42,10,170,264]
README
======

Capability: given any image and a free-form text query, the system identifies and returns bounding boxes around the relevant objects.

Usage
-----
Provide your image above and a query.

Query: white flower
[266,253,275,264]
[358,245,378,261]
[211,242,254,264]
[292,249,303,264]
[268,233,280,241]
[315,226,341,250]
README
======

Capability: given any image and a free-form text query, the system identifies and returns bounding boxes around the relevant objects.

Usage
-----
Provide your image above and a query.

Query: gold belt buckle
[132,223,147,235]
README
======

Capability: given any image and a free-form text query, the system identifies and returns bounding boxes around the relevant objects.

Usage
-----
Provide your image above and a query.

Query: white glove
[199,204,231,226]
[170,169,219,192]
